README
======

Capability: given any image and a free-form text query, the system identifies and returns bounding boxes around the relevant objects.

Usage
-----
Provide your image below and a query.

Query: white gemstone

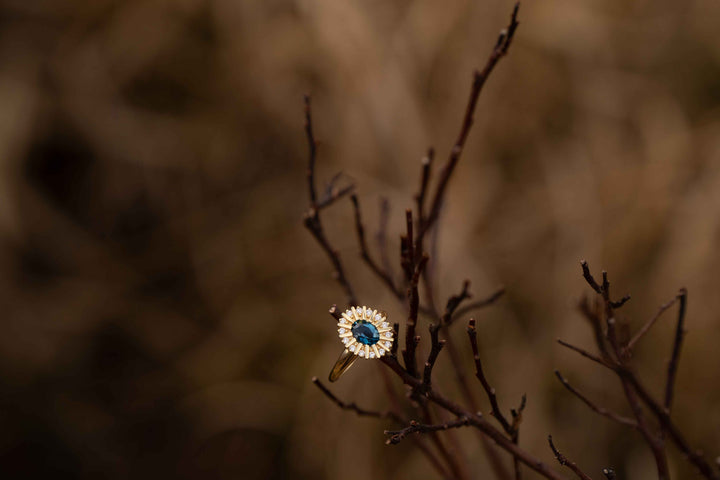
[369,352,375,358]
[382,322,389,328]
[385,332,392,337]
[359,350,365,357]
[375,314,382,321]
[343,338,349,345]
[366,310,372,319]
[349,345,355,352]
[384,341,391,348]
[339,328,346,334]
[378,348,385,355]
[346,310,354,317]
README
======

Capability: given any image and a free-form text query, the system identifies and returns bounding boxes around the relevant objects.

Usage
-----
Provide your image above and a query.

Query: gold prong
[339,332,352,338]
[372,345,380,357]
[365,345,370,359]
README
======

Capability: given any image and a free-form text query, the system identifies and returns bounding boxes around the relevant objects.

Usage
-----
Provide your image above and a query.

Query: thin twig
[554,370,637,428]
[351,194,403,298]
[303,95,358,306]
[664,287,687,412]
[548,435,594,480]
[557,339,613,369]
[451,286,506,324]
[312,377,403,423]
[419,3,520,241]
[625,295,679,353]
[404,255,428,378]
[385,417,471,445]
[328,304,342,321]
[467,319,513,434]
[381,355,566,480]
[416,148,434,228]
[423,323,446,389]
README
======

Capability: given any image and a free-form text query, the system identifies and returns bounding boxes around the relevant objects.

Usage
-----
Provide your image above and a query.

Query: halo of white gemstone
[375,314,382,321]
[384,341,391,348]
[369,352,375,358]
[349,345,355,352]
[359,350,365,357]
[378,348,385,355]
[382,322,389,328]
[338,328,345,334]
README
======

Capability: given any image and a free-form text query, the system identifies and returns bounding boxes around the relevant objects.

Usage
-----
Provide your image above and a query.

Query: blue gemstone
[351,320,379,345]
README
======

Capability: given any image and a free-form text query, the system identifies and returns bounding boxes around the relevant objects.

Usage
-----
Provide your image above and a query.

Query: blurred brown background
[1,0,719,479]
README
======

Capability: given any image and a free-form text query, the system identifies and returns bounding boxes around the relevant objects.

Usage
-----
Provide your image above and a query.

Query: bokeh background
[1,0,719,479]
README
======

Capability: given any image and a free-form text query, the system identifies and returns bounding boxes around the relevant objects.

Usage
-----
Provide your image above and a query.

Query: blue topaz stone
[351,320,380,346]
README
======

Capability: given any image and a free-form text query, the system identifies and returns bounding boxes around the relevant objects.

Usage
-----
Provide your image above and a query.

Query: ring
[328,305,394,382]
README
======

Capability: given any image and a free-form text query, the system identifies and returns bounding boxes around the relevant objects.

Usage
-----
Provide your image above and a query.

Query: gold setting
[329,305,393,382]
[336,305,393,359]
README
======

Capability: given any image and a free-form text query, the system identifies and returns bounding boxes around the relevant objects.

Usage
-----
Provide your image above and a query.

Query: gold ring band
[329,348,358,382]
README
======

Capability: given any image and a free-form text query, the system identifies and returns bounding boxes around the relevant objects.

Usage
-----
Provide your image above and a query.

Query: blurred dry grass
[1,0,719,479]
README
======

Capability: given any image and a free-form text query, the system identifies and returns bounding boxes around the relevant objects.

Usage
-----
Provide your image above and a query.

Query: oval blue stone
[351,320,379,345]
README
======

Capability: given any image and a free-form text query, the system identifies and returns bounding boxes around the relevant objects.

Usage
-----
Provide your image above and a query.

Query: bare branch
[625,295,679,353]
[423,323,446,389]
[467,319,513,435]
[557,339,614,369]
[302,95,358,306]
[351,194,403,298]
[419,3,520,240]
[403,255,428,377]
[328,304,342,321]
[554,370,637,428]
[664,287,687,412]
[451,286,506,323]
[416,148,434,226]
[385,417,471,445]
[312,377,403,423]
[380,355,566,480]
[548,435,594,480]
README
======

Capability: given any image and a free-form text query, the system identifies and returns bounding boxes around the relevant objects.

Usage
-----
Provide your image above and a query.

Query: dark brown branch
[557,339,613,369]
[620,368,719,479]
[404,255,428,377]
[416,148,434,226]
[441,279,472,326]
[351,194,403,298]
[312,377,403,423]
[385,417,471,445]
[580,260,603,294]
[419,3,520,240]
[316,172,356,210]
[303,95,358,306]
[304,94,318,207]
[548,435,594,480]
[467,319,513,435]
[554,370,637,428]
[380,355,566,480]
[423,323,446,389]
[610,295,631,309]
[511,395,527,480]
[391,323,400,357]
[328,304,342,321]
[625,295,679,353]
[451,286,506,323]
[664,287,687,412]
